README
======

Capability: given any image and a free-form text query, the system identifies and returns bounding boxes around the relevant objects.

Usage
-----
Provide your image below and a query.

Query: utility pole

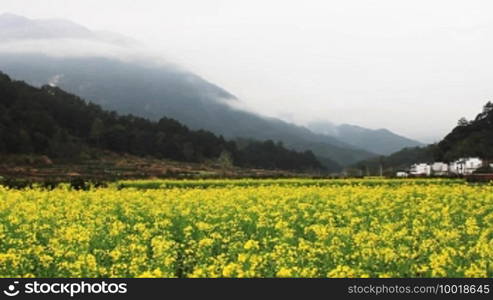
[379,156,384,177]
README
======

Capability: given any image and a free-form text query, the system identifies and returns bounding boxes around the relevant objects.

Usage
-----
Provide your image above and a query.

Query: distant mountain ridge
[308,121,423,155]
[0,13,424,168]
[0,13,135,46]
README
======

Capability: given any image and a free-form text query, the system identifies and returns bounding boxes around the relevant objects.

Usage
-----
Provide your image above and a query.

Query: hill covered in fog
[0,13,426,168]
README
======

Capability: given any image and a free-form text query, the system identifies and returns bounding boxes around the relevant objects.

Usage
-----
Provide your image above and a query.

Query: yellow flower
[198,238,214,248]
[0,178,491,278]
[244,240,260,251]
[276,267,293,278]
[464,263,487,278]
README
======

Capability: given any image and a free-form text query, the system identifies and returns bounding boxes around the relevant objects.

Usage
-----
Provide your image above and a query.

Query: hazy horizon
[2,1,493,143]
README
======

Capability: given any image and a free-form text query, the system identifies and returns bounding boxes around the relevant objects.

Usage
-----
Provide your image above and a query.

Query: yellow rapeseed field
[0,179,492,278]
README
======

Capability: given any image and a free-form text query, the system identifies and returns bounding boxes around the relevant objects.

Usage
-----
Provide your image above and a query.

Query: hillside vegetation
[0,53,374,167]
[354,102,493,174]
[0,72,326,173]
[435,102,493,161]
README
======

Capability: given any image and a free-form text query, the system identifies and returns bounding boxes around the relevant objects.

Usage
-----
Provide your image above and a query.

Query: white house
[449,157,483,175]
[431,162,449,176]
[396,171,409,177]
[410,163,431,176]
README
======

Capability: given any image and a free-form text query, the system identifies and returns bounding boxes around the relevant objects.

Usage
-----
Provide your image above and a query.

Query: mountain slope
[351,145,437,175]
[435,102,493,161]
[0,54,375,168]
[0,13,377,167]
[0,71,326,172]
[307,121,423,155]
[354,102,493,175]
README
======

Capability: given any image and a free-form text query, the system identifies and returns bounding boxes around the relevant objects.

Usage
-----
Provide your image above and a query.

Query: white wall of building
[410,163,431,176]
[449,157,483,175]
[403,158,485,177]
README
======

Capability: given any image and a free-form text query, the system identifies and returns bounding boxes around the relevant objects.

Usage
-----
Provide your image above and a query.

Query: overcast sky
[2,0,493,142]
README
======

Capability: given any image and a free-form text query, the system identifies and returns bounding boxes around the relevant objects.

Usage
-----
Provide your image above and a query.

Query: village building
[410,163,431,176]
[396,171,408,178]
[449,157,483,175]
[398,157,485,177]
[431,162,449,176]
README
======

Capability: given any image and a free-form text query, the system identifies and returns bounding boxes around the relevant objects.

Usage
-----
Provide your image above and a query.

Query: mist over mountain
[0,13,135,46]
[0,71,326,173]
[0,53,375,167]
[0,13,394,167]
[307,121,423,155]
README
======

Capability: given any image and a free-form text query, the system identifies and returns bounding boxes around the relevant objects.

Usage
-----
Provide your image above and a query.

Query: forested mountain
[0,13,379,168]
[0,53,374,168]
[434,102,493,161]
[307,122,423,155]
[0,72,325,172]
[354,102,493,174]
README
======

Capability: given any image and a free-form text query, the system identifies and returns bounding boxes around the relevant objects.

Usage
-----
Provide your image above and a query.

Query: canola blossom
[0,179,492,278]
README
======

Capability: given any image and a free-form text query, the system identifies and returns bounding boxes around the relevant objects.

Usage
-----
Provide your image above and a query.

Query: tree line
[0,72,324,172]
